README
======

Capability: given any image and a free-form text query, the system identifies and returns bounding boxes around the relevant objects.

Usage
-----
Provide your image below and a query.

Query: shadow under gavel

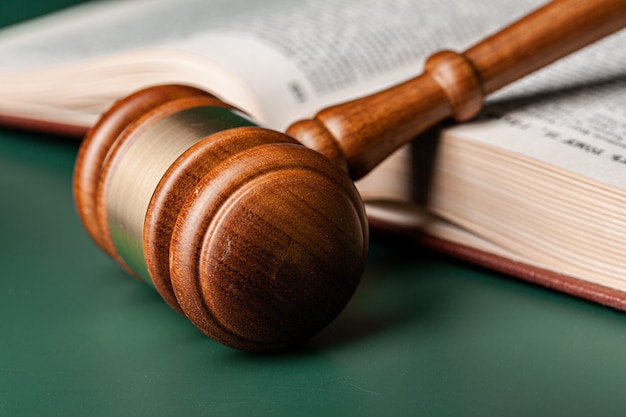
[73,0,626,351]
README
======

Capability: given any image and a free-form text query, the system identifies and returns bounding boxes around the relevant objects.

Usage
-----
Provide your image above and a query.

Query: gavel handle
[287,0,626,180]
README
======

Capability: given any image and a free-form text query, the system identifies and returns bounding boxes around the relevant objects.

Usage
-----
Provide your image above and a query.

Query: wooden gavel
[73,0,626,351]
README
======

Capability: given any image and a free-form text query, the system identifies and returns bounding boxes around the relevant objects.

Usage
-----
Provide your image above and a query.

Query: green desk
[2,2,626,416]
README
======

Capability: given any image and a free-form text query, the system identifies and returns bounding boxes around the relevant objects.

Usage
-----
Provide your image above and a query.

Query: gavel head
[73,85,368,351]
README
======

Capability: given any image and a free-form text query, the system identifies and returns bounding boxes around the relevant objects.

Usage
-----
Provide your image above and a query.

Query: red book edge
[0,114,88,138]
[368,217,626,311]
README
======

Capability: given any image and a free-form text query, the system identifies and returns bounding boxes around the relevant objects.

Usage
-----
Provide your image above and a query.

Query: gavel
[73,0,626,351]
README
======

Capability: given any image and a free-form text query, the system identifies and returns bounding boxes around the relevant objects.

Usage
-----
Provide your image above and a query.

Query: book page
[5,0,623,186]
[0,0,545,128]
[0,0,294,70]
[161,0,546,128]
[449,31,626,190]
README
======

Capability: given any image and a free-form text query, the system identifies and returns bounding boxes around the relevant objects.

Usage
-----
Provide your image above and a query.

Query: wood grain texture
[466,0,626,95]
[169,143,367,351]
[144,127,299,314]
[74,85,219,257]
[287,0,626,180]
[74,0,626,351]
[94,95,231,279]
[76,85,368,350]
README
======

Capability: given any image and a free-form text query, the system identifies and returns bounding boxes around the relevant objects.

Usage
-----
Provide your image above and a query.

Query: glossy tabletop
[2,2,626,416]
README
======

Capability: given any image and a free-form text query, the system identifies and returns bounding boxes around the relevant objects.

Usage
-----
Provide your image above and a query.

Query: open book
[1,0,626,309]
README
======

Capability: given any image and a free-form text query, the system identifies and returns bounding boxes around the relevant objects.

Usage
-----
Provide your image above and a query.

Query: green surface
[3,2,626,416]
